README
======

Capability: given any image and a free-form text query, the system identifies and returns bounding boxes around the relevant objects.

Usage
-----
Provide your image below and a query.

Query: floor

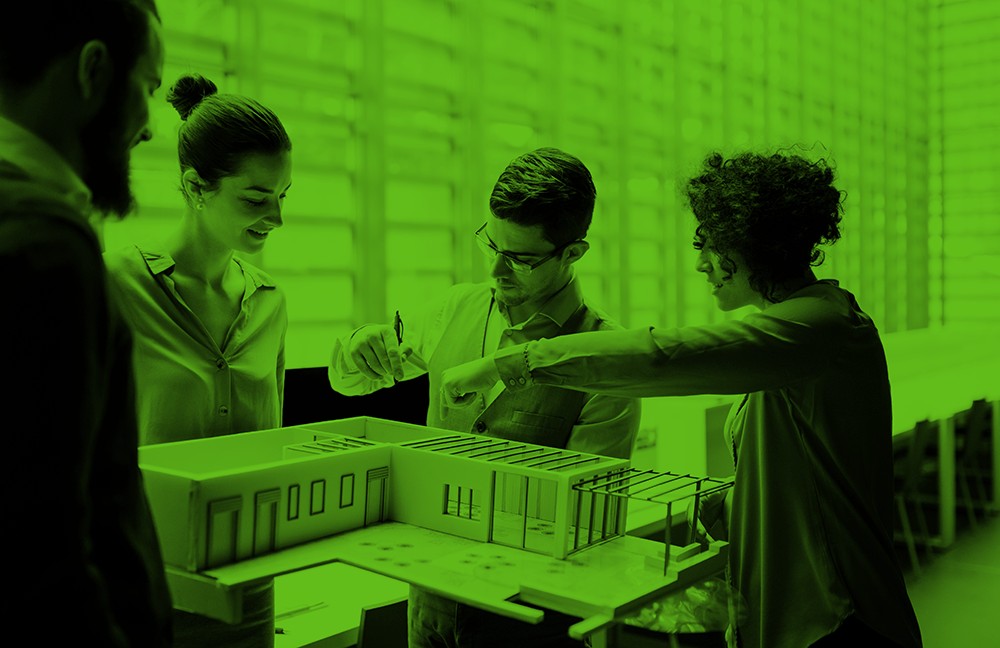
[899,510,1000,647]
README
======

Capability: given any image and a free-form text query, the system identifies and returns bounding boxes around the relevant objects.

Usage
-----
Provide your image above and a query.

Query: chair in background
[356,597,408,648]
[955,399,994,529]
[893,419,937,578]
[283,366,430,428]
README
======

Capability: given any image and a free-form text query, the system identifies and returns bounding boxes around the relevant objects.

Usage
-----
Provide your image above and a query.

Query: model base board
[170,521,728,641]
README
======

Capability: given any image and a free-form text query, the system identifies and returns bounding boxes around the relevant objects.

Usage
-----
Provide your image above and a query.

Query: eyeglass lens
[477,238,531,273]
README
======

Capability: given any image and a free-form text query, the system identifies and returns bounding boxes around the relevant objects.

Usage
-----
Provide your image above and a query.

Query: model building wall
[388,444,493,543]
[389,433,632,559]
[139,426,340,474]
[303,417,438,445]
[140,418,633,572]
[140,426,393,571]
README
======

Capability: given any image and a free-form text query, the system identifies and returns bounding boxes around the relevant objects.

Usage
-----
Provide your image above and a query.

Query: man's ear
[563,240,590,266]
[76,40,114,103]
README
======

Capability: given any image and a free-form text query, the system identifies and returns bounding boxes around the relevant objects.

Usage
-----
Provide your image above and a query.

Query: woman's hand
[440,355,502,419]
[686,484,734,544]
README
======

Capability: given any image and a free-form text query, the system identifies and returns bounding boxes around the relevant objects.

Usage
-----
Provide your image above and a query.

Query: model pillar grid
[138,416,631,573]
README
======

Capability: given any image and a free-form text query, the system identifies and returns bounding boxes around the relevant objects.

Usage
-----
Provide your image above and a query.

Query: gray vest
[426,287,609,450]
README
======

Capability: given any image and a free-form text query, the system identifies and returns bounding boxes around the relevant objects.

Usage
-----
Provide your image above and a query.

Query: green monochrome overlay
[1,1,996,648]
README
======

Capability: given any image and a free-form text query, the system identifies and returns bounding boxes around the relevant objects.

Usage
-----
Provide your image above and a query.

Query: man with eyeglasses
[328,147,640,648]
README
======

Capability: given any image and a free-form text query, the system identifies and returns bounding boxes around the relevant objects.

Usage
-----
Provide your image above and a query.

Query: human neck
[0,92,85,181]
[760,270,819,310]
[506,303,533,327]
[167,210,237,289]
[504,274,572,326]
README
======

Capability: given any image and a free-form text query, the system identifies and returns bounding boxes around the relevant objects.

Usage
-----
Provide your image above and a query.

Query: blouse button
[475,421,486,433]
[219,406,229,416]
[216,358,226,369]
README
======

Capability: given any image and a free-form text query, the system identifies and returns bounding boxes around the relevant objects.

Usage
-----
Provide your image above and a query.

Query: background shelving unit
[100,0,998,370]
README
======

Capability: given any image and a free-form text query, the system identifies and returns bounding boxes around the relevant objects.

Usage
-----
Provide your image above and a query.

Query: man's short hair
[489,147,596,247]
[0,0,160,90]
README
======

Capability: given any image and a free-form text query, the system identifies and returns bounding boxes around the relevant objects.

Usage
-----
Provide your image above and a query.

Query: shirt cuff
[495,342,533,392]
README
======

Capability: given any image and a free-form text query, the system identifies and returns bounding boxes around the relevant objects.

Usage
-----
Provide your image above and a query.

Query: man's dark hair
[0,0,160,90]
[489,147,596,248]
[683,146,845,303]
[166,74,292,203]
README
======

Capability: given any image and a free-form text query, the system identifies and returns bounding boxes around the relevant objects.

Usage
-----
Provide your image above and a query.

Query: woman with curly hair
[441,149,922,648]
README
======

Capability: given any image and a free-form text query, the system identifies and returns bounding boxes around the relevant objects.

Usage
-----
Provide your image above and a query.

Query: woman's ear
[181,168,206,205]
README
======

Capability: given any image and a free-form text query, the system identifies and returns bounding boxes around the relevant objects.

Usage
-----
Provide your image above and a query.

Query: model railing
[573,469,735,574]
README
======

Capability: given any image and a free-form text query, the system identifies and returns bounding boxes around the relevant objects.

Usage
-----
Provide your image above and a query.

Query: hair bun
[166,74,219,121]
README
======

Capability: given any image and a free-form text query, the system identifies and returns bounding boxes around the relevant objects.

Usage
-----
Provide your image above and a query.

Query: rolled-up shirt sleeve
[496,297,845,398]
[567,393,641,460]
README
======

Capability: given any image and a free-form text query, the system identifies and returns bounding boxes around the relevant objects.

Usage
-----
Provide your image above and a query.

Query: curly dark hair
[489,147,596,247]
[682,148,845,303]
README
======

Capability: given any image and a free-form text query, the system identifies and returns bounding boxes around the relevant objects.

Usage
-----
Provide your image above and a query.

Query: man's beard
[495,282,529,307]
[78,86,137,220]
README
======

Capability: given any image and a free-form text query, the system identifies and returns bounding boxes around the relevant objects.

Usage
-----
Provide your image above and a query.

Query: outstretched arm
[443,295,845,403]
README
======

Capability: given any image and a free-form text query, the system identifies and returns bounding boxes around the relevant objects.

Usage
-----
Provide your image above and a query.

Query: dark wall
[283,367,430,428]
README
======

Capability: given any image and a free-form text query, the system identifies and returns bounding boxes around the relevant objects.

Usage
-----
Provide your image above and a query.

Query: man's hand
[440,355,502,419]
[348,325,413,381]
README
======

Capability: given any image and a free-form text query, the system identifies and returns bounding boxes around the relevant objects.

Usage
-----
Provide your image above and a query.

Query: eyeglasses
[475,223,581,276]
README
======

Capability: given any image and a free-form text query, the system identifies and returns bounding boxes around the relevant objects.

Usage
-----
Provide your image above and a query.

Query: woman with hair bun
[104,72,293,648]
[442,148,923,648]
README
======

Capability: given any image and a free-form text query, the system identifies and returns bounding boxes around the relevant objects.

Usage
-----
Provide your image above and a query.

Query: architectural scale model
[139,417,735,642]
[140,416,634,572]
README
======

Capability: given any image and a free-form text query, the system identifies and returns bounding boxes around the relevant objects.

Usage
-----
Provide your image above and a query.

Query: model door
[206,496,241,568]
[253,489,280,556]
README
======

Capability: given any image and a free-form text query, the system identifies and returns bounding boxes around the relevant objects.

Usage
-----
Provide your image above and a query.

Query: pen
[393,311,404,384]
[275,601,328,619]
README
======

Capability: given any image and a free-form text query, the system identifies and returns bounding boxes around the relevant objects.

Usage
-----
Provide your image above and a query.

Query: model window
[444,484,481,521]
[340,473,355,508]
[310,479,326,515]
[288,484,300,520]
